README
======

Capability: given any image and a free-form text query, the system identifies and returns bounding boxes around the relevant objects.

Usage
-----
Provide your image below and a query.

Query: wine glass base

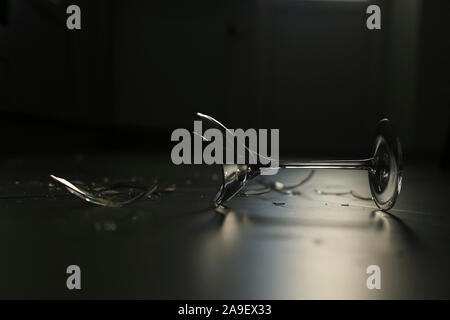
[368,119,403,211]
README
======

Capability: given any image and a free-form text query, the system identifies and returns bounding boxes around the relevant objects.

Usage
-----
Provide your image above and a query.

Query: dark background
[0,0,450,300]
[0,0,449,165]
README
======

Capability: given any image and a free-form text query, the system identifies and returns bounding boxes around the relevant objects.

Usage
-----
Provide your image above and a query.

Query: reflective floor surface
[1,154,449,299]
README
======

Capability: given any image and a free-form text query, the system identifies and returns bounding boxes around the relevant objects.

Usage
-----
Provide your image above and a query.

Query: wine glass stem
[280,158,374,171]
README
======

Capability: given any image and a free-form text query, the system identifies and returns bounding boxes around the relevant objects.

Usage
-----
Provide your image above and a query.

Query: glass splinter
[314,188,373,201]
[260,170,315,194]
[50,175,158,207]
[244,185,272,196]
[196,113,402,211]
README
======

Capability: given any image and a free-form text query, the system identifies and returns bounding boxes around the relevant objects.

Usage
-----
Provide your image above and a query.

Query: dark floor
[0,153,449,299]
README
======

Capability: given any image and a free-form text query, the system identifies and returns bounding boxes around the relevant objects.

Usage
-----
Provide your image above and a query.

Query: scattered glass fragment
[350,190,373,201]
[94,221,117,232]
[315,188,373,201]
[160,184,176,192]
[256,170,315,195]
[315,188,350,196]
[243,184,272,196]
[50,175,158,207]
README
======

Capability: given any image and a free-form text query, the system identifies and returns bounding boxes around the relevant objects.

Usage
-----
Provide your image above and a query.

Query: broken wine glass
[197,114,403,211]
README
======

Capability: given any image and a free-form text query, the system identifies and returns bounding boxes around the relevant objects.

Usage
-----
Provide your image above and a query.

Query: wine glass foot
[368,119,403,211]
